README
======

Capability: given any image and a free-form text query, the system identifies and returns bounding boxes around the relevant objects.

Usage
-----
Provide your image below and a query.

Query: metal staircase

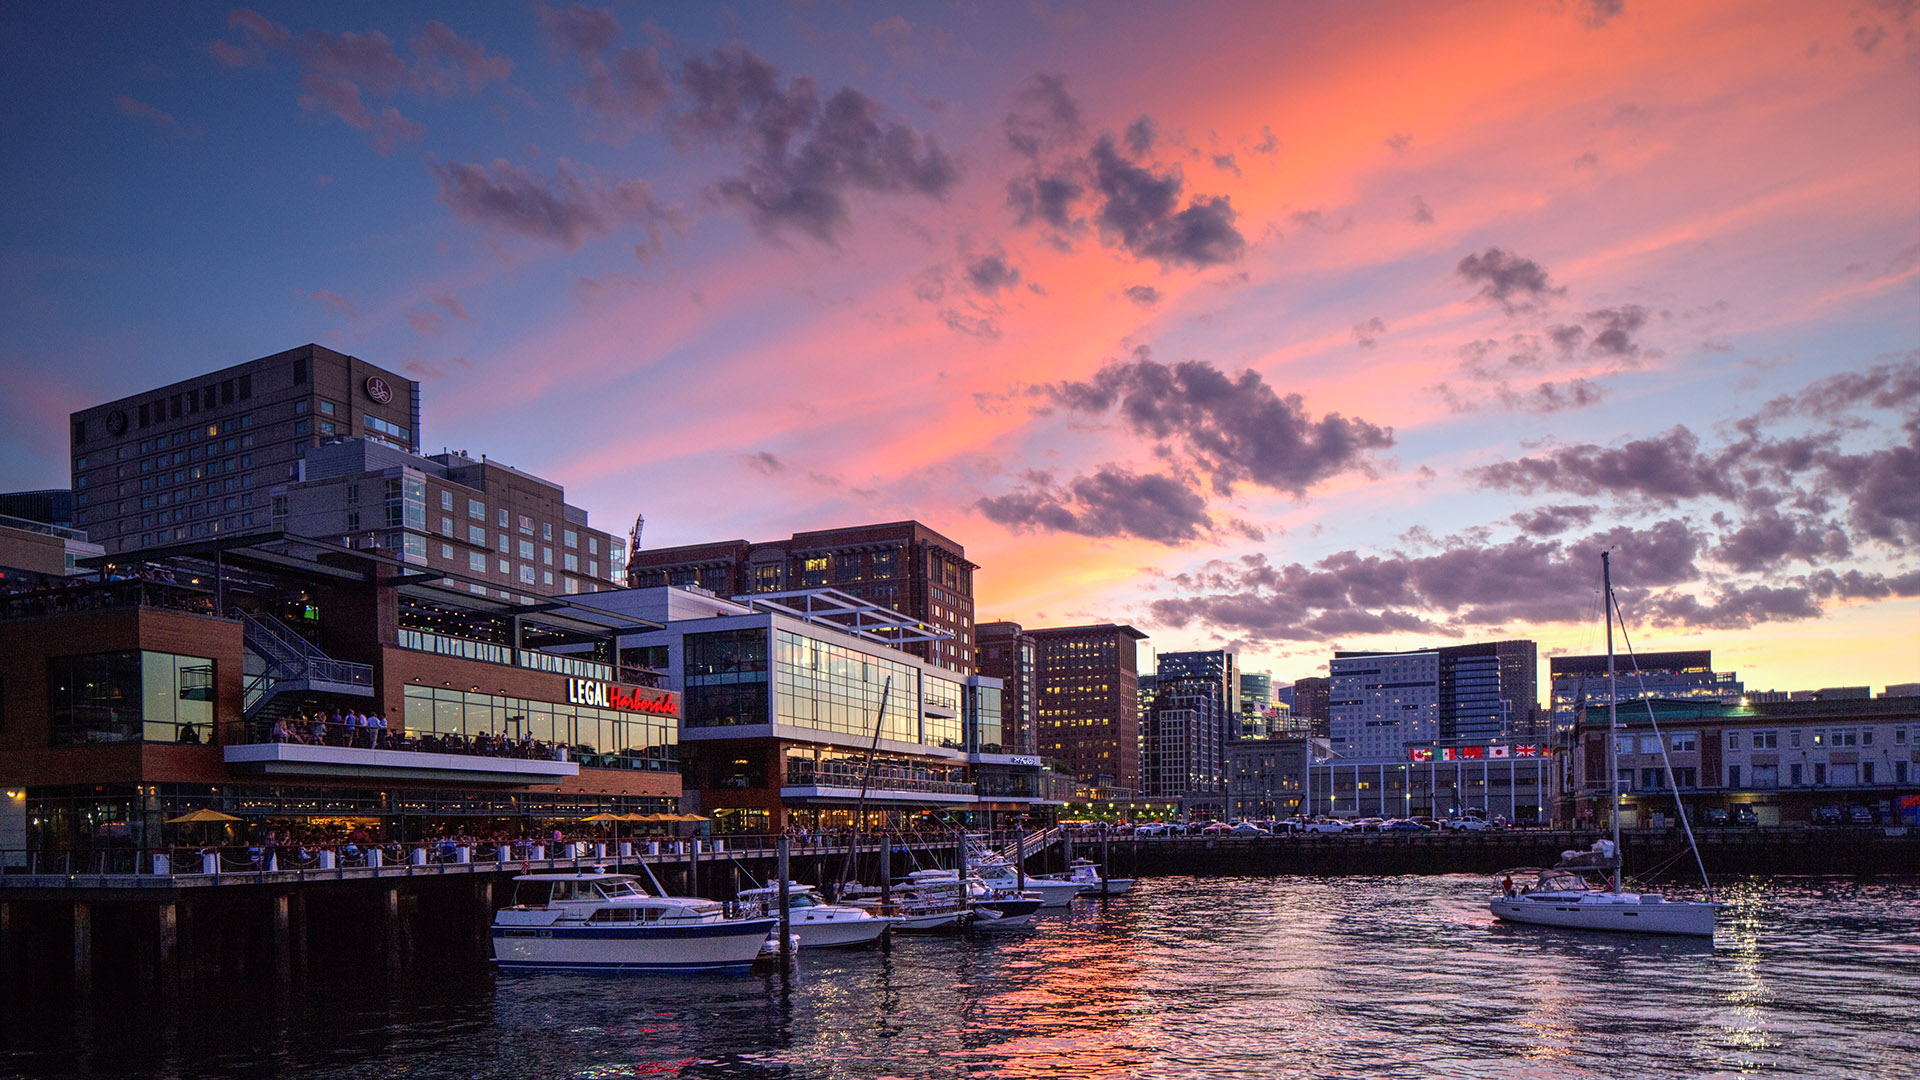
[989,826,1062,864]
[240,610,374,718]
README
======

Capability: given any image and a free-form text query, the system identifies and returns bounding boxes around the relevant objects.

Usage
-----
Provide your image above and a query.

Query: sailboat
[1489,552,1720,937]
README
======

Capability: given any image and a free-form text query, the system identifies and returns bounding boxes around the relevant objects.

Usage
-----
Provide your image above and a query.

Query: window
[1897,728,1908,746]
[498,509,509,527]
[1670,732,1698,752]
[48,651,213,745]
[440,543,453,559]
[1638,735,1660,753]
[1726,764,1740,787]
[518,540,534,560]
[497,534,509,553]
[469,500,485,520]
[543,571,553,585]
[565,553,579,572]
[542,547,552,565]
[518,515,534,534]
[498,558,510,574]
[365,414,409,442]
[440,491,453,511]
[1726,732,1740,751]
[1863,761,1876,784]
[345,483,359,505]
[440,517,453,537]
[293,419,309,435]
[468,552,487,572]
[588,537,598,555]
[345,512,359,531]
[1790,763,1803,785]
[1790,729,1802,748]
[1640,768,1663,790]
[468,525,486,546]
[564,529,578,548]
[518,565,536,584]
[1753,731,1778,749]
[319,400,335,416]
[1812,763,1826,785]
[1897,761,1909,784]
[1673,767,1697,788]
[803,556,829,588]
[542,522,552,541]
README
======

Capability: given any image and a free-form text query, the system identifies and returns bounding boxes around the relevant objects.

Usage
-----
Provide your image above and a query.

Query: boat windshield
[596,878,647,901]
[1534,870,1592,892]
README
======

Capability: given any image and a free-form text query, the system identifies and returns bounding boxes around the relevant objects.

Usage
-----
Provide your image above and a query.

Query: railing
[241,611,372,715]
[518,649,613,681]
[0,578,221,622]
[783,768,975,796]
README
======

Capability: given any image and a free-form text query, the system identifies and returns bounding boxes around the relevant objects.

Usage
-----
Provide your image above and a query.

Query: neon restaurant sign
[567,678,679,716]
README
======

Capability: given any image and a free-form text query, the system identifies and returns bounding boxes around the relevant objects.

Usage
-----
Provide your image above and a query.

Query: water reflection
[1,875,1913,1079]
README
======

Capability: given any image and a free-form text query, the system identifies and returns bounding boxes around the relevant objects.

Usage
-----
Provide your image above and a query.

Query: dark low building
[0,533,681,869]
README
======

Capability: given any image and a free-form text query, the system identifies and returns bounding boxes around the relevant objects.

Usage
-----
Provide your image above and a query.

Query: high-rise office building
[1029,623,1148,791]
[274,438,623,601]
[1549,650,1742,732]
[1330,640,1536,759]
[626,521,976,674]
[1292,676,1332,740]
[1146,650,1237,798]
[67,344,420,553]
[976,621,1038,755]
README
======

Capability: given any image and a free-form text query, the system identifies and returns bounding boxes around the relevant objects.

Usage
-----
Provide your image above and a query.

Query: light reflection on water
[4,875,1915,1079]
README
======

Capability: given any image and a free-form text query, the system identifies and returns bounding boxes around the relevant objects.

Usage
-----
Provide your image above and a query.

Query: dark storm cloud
[429,157,679,251]
[1713,508,1851,572]
[1585,305,1649,358]
[1148,519,1707,642]
[1004,72,1083,157]
[213,11,511,153]
[1510,504,1597,535]
[966,252,1023,295]
[1007,172,1083,230]
[1124,285,1163,306]
[1456,247,1563,312]
[1472,426,1731,503]
[976,468,1214,545]
[673,46,958,243]
[1755,351,1920,421]
[1050,349,1394,496]
[1087,137,1244,268]
[1002,79,1246,269]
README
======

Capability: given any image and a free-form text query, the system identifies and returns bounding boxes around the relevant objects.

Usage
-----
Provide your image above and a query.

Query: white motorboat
[968,885,1043,929]
[735,883,898,948]
[846,880,972,931]
[1050,857,1133,896]
[492,871,776,973]
[910,861,1083,907]
[1488,552,1721,939]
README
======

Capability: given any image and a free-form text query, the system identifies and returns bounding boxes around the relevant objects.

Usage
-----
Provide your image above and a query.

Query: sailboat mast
[1603,551,1621,892]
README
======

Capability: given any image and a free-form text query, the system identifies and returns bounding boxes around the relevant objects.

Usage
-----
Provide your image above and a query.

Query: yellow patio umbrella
[165,809,241,823]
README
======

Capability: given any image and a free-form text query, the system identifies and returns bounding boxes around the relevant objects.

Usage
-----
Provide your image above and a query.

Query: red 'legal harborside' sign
[567,678,678,716]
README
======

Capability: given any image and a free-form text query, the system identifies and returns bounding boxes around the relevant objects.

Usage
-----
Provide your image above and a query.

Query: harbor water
[4,874,1915,1079]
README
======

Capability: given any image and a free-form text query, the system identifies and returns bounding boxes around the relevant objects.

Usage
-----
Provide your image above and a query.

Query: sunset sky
[2,1,1915,694]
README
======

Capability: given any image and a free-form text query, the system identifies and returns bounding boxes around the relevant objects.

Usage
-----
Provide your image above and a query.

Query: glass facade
[399,684,676,771]
[774,630,918,742]
[48,651,214,745]
[683,628,770,727]
[968,682,1004,753]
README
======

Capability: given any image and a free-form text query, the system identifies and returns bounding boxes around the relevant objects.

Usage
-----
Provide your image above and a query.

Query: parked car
[1132,823,1170,837]
[1812,805,1842,825]
[1201,823,1231,836]
[1381,819,1431,833]
[1849,805,1874,824]
[1227,822,1271,836]
[1350,818,1386,833]
[1302,820,1350,834]
[1704,807,1730,825]
[1733,806,1759,827]
[1441,817,1490,832]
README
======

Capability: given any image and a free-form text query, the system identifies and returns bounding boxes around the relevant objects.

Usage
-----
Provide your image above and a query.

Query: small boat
[846,880,972,931]
[968,886,1043,929]
[911,862,1083,907]
[1050,857,1133,896]
[1488,552,1720,938]
[1491,862,1718,937]
[734,883,898,948]
[492,871,777,973]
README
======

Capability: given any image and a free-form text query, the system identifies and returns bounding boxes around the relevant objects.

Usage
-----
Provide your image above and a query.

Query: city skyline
[2,1,1915,692]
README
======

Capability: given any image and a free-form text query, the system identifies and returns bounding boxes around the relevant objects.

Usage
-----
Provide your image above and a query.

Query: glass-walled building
[573,585,1045,833]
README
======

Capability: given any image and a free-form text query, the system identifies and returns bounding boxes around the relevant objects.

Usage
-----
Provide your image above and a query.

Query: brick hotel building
[62,343,623,602]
